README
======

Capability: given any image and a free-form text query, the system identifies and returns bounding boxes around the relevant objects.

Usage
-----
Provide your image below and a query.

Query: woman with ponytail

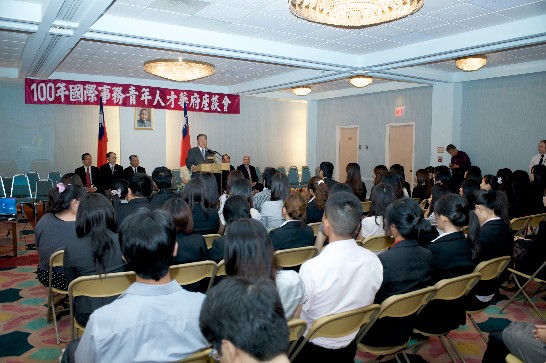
[63,193,125,326]
[361,183,396,239]
[269,193,314,251]
[361,197,433,347]
[466,189,514,310]
[306,176,328,223]
[36,182,85,290]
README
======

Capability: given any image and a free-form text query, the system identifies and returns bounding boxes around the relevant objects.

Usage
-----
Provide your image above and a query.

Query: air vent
[28,34,62,78]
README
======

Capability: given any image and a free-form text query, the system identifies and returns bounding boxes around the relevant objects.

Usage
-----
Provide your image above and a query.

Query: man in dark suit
[122,155,146,181]
[75,153,102,193]
[237,155,262,190]
[114,173,152,228]
[99,152,124,193]
[149,167,177,210]
[186,134,214,172]
[319,161,338,189]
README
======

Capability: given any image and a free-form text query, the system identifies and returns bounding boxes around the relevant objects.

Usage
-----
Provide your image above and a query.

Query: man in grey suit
[186,134,214,172]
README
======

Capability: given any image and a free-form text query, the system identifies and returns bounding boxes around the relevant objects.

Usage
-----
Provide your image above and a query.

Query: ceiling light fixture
[288,0,425,27]
[143,58,215,82]
[349,76,373,87]
[455,55,487,72]
[292,86,312,96]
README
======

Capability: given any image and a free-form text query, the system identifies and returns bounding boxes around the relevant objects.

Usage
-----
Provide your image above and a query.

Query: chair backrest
[203,234,220,249]
[275,246,318,268]
[11,174,31,198]
[361,235,394,253]
[177,348,213,363]
[361,201,371,213]
[49,250,66,294]
[307,222,321,237]
[290,304,380,361]
[474,256,511,281]
[26,172,40,193]
[2,177,12,197]
[255,166,262,182]
[48,171,62,185]
[301,166,312,184]
[277,166,286,175]
[0,177,5,198]
[510,216,530,235]
[377,286,436,319]
[30,159,53,179]
[216,260,226,277]
[287,318,309,356]
[528,213,546,228]
[36,179,54,198]
[170,261,218,286]
[288,167,300,184]
[431,272,481,301]
[505,353,524,363]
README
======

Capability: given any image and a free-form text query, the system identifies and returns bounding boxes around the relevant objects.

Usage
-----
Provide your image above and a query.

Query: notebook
[0,197,17,220]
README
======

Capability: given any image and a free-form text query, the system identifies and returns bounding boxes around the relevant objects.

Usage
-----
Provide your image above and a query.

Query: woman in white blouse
[361,183,396,239]
[261,172,290,229]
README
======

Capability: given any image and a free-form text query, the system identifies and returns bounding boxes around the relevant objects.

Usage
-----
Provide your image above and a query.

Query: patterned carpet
[0,219,38,269]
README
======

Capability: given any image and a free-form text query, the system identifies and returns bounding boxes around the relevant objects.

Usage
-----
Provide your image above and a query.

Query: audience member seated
[480,174,501,191]
[227,179,261,222]
[433,166,451,188]
[269,193,314,251]
[149,167,176,210]
[162,197,209,265]
[466,189,514,310]
[509,170,533,218]
[530,164,546,214]
[381,171,405,199]
[63,193,125,326]
[225,218,306,319]
[372,164,388,187]
[425,184,450,231]
[253,167,277,213]
[412,169,431,201]
[261,173,290,230]
[111,179,128,208]
[361,183,396,240]
[209,196,251,263]
[483,322,546,363]
[61,172,84,187]
[45,173,84,212]
[464,165,482,184]
[459,179,480,208]
[361,197,433,347]
[416,194,474,334]
[200,278,290,363]
[496,167,513,194]
[198,172,220,209]
[296,192,383,363]
[218,170,244,228]
[306,176,328,224]
[114,173,152,228]
[182,178,220,235]
[344,162,367,201]
[319,161,337,189]
[36,183,85,291]
[314,183,354,251]
[390,164,411,197]
[62,209,208,363]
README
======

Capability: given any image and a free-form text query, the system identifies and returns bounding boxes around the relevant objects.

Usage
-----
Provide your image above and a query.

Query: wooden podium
[193,162,231,173]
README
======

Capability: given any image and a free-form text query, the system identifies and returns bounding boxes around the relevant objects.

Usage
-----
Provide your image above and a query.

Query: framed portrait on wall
[134,107,153,130]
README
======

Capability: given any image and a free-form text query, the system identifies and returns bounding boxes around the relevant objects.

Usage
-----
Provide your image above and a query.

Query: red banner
[24,78,240,114]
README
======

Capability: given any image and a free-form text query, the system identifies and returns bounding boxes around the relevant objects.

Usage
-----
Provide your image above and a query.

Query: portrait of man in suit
[135,108,153,129]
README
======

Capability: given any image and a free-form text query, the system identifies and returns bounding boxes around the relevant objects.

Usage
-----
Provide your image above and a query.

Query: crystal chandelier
[292,86,312,96]
[455,55,487,72]
[143,58,215,82]
[288,0,425,27]
[349,76,373,87]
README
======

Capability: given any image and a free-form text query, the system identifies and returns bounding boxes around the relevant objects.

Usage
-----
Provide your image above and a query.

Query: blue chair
[301,166,312,186]
[288,166,301,190]
[35,179,54,212]
[277,166,286,175]
[0,177,5,198]
[11,174,36,217]
[27,171,40,195]
[48,171,62,186]
[2,177,12,197]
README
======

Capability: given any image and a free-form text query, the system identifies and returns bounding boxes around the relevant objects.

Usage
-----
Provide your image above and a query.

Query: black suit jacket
[209,235,227,263]
[122,166,146,181]
[186,147,214,171]
[269,221,315,251]
[305,200,324,224]
[75,166,103,192]
[192,206,220,235]
[236,164,259,184]
[323,177,337,189]
[427,231,475,283]
[149,189,177,210]
[114,198,150,228]
[172,232,209,265]
[99,163,124,190]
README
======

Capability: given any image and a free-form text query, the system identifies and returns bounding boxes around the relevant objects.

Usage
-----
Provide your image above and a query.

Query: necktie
[111,165,114,174]
[201,148,205,159]
[85,168,91,188]
[134,167,137,174]
[540,154,544,166]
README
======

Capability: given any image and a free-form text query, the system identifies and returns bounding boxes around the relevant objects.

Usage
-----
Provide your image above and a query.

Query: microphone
[207,149,221,156]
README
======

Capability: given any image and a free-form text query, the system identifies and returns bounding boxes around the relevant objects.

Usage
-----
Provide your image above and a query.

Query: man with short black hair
[64,209,208,363]
[319,161,337,189]
[99,152,124,193]
[114,174,152,227]
[122,155,146,180]
[200,278,290,363]
[253,167,278,212]
[75,153,102,193]
[186,134,214,172]
[150,166,176,210]
[297,192,383,363]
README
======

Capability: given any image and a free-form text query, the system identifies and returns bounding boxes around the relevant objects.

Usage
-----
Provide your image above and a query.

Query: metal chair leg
[467,314,489,343]
[445,334,467,363]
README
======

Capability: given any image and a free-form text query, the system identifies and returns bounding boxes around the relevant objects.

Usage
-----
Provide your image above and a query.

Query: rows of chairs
[509,213,546,236]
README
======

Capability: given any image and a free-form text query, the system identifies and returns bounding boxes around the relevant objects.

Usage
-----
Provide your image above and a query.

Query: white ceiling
[0,0,545,100]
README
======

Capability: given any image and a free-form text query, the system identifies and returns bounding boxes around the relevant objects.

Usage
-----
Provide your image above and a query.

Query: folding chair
[287,319,308,357]
[275,246,318,269]
[170,261,218,291]
[68,271,136,339]
[46,250,69,343]
[527,213,546,234]
[510,216,531,237]
[0,176,5,197]
[203,234,220,249]
[356,286,437,359]
[288,166,301,190]
[361,201,371,213]
[307,222,321,237]
[289,304,380,361]
[35,179,53,212]
[413,272,482,363]
[2,177,12,197]
[505,354,523,363]
[26,171,40,195]
[301,166,312,186]
[499,260,546,321]
[11,174,36,217]
[361,235,394,254]
[178,348,213,363]
[48,171,62,186]
[277,166,286,175]
[466,256,512,342]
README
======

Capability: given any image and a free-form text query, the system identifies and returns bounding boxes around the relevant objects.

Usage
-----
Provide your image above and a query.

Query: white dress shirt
[530,153,546,173]
[299,239,383,349]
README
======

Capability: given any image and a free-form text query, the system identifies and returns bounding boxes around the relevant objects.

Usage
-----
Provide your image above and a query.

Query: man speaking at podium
[186,134,215,172]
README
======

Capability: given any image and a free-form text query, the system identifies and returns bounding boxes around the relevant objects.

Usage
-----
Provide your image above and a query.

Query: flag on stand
[180,101,191,167]
[97,97,108,166]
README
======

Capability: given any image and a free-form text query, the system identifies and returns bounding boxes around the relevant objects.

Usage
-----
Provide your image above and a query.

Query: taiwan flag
[180,101,191,167]
[97,97,108,166]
